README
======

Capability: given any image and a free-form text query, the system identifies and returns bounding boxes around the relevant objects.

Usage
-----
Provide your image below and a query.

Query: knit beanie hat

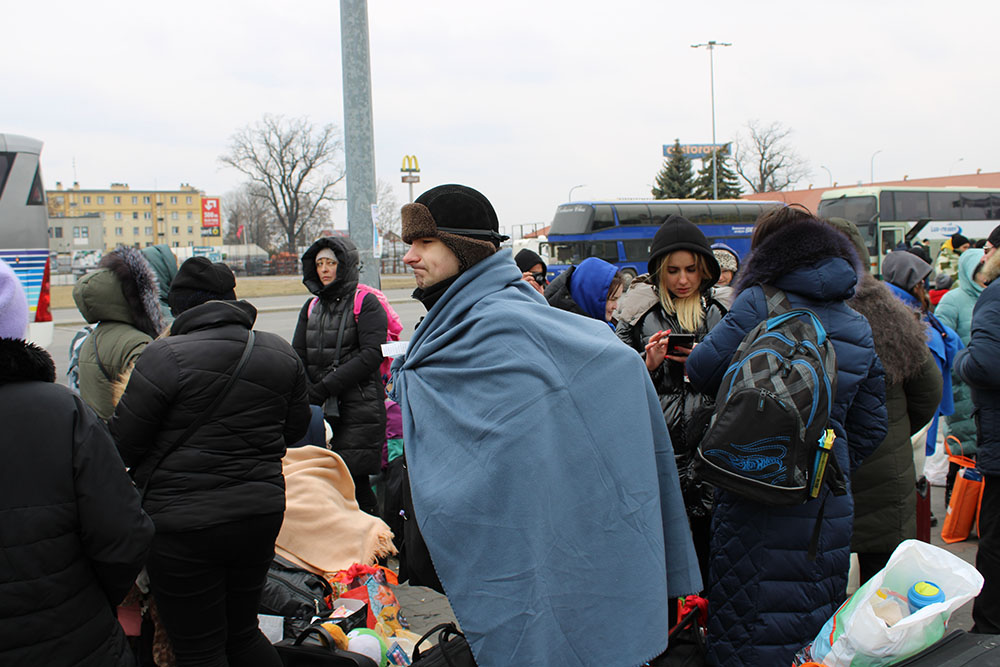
[646,215,720,287]
[711,245,739,274]
[933,273,954,291]
[316,247,337,263]
[514,248,546,274]
[988,223,1000,249]
[168,256,237,316]
[951,233,971,250]
[906,244,932,265]
[882,250,932,292]
[401,184,510,272]
[0,259,29,339]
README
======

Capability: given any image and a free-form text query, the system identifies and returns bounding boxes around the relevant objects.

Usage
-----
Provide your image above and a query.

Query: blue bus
[540,199,783,279]
[0,134,52,346]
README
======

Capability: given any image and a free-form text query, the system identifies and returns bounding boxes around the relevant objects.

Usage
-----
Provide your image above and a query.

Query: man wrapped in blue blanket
[389,184,702,666]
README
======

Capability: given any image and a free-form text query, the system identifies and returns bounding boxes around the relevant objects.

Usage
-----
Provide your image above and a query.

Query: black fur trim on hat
[0,338,56,384]
[402,184,509,247]
[735,218,863,294]
[99,246,166,338]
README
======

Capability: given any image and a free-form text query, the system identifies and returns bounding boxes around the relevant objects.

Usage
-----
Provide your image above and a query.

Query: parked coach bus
[818,186,1000,274]
[0,134,53,346]
[540,199,783,279]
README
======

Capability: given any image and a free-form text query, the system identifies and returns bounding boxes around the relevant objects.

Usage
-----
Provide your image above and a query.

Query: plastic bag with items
[800,540,983,667]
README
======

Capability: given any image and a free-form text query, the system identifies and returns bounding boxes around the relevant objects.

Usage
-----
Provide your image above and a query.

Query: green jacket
[849,274,943,553]
[935,248,986,455]
[72,247,165,419]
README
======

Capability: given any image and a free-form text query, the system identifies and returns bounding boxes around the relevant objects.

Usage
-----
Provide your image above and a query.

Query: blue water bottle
[907,581,946,613]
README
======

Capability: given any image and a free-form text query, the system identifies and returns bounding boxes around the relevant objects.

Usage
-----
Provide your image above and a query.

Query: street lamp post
[568,184,586,202]
[820,165,833,187]
[949,157,965,176]
[692,40,731,200]
[870,150,882,184]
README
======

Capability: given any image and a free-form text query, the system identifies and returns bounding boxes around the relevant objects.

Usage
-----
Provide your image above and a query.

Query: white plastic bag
[807,540,983,667]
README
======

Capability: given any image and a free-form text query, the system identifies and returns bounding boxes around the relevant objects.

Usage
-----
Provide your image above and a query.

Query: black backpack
[695,286,846,508]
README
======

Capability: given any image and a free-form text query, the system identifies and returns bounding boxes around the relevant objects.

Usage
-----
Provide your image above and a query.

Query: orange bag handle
[945,435,976,469]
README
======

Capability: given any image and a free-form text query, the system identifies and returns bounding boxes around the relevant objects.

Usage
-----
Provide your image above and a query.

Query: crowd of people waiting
[1,183,999,666]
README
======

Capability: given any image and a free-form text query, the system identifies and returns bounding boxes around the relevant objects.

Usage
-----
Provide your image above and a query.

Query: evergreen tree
[652,139,694,199]
[693,148,743,200]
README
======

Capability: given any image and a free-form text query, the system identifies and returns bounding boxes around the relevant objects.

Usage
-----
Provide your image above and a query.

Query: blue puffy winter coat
[687,220,888,667]
[954,250,1000,475]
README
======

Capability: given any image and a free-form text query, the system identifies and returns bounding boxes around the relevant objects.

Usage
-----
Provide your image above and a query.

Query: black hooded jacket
[293,236,388,475]
[110,300,311,531]
[0,338,153,666]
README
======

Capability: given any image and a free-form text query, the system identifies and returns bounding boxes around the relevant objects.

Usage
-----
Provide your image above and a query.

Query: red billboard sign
[201,197,221,228]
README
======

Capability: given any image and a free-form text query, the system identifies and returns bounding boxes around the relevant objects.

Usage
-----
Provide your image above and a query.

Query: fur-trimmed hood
[735,218,862,301]
[848,274,928,385]
[301,236,360,301]
[0,337,56,384]
[982,247,1000,285]
[72,246,166,337]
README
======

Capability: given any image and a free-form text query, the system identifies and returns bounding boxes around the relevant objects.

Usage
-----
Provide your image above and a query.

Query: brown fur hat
[401,184,509,271]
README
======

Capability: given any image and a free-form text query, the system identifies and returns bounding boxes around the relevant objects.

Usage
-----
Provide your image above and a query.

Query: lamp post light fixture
[568,184,586,202]
[870,150,882,184]
[820,165,833,187]
[950,157,965,176]
[691,40,731,200]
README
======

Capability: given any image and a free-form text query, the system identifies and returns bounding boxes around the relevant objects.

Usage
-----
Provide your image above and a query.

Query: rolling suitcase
[890,630,1000,665]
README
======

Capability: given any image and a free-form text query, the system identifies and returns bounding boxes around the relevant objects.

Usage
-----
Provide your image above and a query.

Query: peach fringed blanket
[276,445,396,576]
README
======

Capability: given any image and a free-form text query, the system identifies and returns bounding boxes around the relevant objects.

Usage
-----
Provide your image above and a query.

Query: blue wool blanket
[390,252,701,666]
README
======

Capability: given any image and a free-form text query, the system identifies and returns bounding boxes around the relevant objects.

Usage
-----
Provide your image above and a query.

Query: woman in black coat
[616,214,725,580]
[0,261,153,667]
[293,236,388,514]
[110,258,311,667]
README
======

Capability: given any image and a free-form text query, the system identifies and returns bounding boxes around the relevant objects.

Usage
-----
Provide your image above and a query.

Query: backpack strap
[761,284,794,317]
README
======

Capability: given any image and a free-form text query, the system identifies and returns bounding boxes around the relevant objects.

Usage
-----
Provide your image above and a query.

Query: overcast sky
[5,0,998,235]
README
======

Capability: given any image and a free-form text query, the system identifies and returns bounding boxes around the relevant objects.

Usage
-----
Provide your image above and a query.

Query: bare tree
[374,179,401,238]
[733,120,810,193]
[222,183,277,251]
[220,114,346,252]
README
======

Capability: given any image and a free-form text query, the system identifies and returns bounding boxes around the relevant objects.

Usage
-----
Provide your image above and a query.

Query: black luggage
[891,630,1000,665]
[275,624,378,667]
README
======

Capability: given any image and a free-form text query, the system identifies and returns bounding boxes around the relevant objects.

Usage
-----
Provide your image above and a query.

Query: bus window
[881,228,904,255]
[28,168,45,205]
[894,191,929,220]
[0,153,12,197]
[614,203,651,226]
[622,239,651,263]
[817,195,877,225]
[879,192,894,221]
[593,205,614,231]
[586,241,620,263]
[710,203,740,224]
[737,204,763,223]
[681,203,712,224]
[548,242,582,264]
[929,192,961,220]
[550,205,595,234]
[649,203,682,225]
[961,192,991,220]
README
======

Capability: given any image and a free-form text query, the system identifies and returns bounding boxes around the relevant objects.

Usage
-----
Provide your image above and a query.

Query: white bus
[0,134,53,346]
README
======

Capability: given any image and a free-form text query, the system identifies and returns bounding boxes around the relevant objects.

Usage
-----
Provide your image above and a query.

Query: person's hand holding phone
[644,329,671,371]
[665,333,696,363]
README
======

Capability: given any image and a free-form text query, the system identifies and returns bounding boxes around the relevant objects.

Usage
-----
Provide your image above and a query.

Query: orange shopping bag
[941,436,984,544]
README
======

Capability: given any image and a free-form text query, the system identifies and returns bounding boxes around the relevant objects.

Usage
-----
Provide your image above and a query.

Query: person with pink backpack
[293,236,400,514]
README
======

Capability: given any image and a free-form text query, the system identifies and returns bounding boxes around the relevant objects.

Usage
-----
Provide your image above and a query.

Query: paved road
[45,297,980,639]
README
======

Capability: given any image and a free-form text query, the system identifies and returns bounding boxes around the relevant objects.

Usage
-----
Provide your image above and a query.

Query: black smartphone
[666,333,696,353]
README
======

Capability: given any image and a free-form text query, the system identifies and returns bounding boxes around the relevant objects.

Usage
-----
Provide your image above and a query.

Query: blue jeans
[147,513,284,666]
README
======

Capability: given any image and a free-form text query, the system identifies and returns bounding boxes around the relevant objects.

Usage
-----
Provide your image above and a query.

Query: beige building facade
[46,182,222,251]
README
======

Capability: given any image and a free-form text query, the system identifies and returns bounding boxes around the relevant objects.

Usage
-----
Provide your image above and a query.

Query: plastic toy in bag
[804,540,983,667]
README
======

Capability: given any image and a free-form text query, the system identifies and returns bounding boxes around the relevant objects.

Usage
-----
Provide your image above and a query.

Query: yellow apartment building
[46,181,223,251]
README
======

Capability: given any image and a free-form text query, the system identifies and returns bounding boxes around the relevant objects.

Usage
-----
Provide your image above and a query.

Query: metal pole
[340,0,379,288]
[568,184,585,202]
[820,165,833,186]
[870,150,882,184]
[692,41,730,200]
[408,181,414,203]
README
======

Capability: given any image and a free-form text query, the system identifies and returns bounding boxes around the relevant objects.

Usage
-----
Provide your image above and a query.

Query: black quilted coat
[293,237,388,476]
[0,338,153,666]
[110,300,311,532]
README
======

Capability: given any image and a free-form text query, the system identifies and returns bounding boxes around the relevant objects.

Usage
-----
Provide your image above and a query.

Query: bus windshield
[817,195,877,226]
